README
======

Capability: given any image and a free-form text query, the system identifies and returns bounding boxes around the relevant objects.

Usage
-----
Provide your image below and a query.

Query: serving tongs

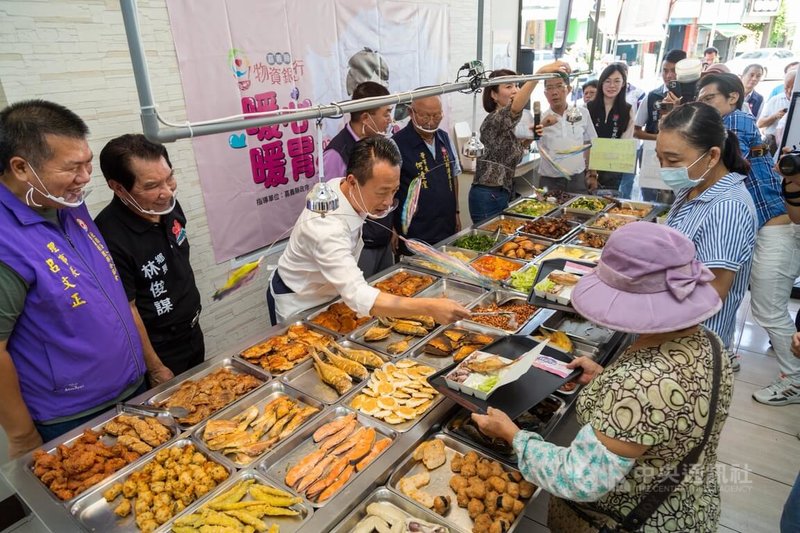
[118,402,189,420]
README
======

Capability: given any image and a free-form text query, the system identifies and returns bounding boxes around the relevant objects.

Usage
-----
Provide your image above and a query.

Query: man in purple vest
[0,101,160,457]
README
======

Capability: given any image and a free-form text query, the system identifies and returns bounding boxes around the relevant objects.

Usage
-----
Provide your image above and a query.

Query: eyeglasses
[603,79,624,86]
[412,111,443,122]
[544,84,567,92]
[699,93,721,104]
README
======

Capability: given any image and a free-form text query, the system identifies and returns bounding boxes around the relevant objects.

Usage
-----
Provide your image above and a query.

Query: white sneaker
[752,376,800,406]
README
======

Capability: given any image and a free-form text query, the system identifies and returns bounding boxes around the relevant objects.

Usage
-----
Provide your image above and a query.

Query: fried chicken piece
[104,482,124,502]
[113,497,131,517]
[102,419,131,437]
[116,435,153,455]
[62,448,96,475]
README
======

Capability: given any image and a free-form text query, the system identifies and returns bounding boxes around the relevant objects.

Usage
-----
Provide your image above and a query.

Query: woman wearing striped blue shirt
[657,102,757,367]
[696,74,800,406]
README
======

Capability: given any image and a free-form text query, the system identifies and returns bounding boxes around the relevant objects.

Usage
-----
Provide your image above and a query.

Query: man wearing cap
[94,134,204,377]
[472,222,733,533]
[392,95,461,254]
[0,100,150,457]
[323,81,396,278]
[703,46,720,68]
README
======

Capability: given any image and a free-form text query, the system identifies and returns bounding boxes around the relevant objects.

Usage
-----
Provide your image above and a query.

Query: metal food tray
[304,300,372,337]
[606,200,657,219]
[587,212,639,232]
[145,357,270,430]
[23,407,182,508]
[192,381,325,470]
[487,233,552,263]
[464,290,540,334]
[535,243,602,265]
[235,321,339,376]
[280,341,387,405]
[517,216,581,244]
[400,246,483,280]
[414,278,487,307]
[443,394,566,465]
[340,359,445,433]
[368,266,439,296]
[408,321,505,370]
[550,206,598,225]
[259,406,396,508]
[69,437,234,533]
[441,228,507,254]
[163,468,312,533]
[347,318,435,359]
[387,433,539,533]
[476,214,528,235]
[329,486,453,533]
[468,254,526,283]
[540,310,617,347]
[561,194,612,215]
[569,227,611,249]
[503,197,560,219]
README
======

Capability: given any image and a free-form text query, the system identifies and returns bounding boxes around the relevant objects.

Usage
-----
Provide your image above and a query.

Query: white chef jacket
[272,177,380,321]
[538,106,598,177]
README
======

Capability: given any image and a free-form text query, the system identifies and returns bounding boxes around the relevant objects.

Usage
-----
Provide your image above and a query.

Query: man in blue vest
[392,95,461,254]
[0,101,165,457]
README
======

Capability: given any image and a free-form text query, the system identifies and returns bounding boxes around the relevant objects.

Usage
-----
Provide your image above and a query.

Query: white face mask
[349,180,398,219]
[364,114,394,138]
[410,112,440,135]
[119,188,177,216]
[25,162,91,208]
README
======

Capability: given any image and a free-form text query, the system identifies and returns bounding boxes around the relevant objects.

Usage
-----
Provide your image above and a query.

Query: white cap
[675,58,702,83]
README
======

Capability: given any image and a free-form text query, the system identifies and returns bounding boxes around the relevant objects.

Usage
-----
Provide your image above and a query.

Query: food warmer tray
[347,318,435,359]
[234,321,339,376]
[540,310,616,347]
[440,228,508,254]
[328,486,453,533]
[303,299,372,337]
[408,321,505,370]
[367,266,439,296]
[414,278,487,307]
[464,290,540,334]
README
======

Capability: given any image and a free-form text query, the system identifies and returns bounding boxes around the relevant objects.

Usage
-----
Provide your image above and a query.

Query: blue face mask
[660,150,711,191]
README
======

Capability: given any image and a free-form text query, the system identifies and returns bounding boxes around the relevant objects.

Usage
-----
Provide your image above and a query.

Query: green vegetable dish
[569,197,606,212]
[509,266,539,293]
[452,234,496,252]
[477,375,499,393]
[507,199,557,217]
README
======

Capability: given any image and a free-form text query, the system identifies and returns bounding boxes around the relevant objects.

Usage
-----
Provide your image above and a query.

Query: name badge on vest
[172,220,187,246]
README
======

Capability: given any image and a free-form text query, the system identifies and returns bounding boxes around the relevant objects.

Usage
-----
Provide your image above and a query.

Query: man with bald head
[392,94,461,254]
[759,69,796,155]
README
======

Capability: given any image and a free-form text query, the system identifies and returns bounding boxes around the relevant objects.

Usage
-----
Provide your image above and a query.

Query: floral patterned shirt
[473,105,525,191]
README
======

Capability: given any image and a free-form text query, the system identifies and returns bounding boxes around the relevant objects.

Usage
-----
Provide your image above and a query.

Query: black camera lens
[778,152,800,177]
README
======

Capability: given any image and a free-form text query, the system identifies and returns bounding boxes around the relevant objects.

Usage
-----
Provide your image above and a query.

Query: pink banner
[166,0,448,262]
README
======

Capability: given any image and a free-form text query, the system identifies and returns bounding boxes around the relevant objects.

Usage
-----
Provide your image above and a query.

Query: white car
[725,48,796,80]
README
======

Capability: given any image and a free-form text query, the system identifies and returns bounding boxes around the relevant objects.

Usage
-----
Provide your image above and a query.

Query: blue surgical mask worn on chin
[25,163,90,208]
[659,150,712,191]
[349,180,398,219]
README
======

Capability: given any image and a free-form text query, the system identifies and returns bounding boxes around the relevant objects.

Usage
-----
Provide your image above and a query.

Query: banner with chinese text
[167,0,449,262]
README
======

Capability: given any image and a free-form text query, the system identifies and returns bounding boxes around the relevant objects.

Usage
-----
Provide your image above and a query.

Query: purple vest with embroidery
[0,184,145,422]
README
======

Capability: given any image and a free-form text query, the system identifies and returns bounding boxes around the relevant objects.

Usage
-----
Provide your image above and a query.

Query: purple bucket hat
[571,222,722,334]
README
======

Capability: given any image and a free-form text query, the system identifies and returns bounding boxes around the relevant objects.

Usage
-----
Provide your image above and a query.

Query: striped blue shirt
[667,172,757,349]
[723,109,786,228]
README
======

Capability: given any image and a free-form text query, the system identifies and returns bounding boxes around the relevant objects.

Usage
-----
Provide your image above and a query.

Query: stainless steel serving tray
[464,290,541,334]
[561,194,612,215]
[503,197,560,219]
[280,340,387,405]
[440,228,507,254]
[540,310,616,347]
[163,468,312,533]
[328,486,453,533]
[568,227,611,249]
[68,437,233,533]
[586,212,639,232]
[387,433,540,533]
[24,407,182,508]
[347,318,436,359]
[408,321,505,370]
[340,358,445,433]
[534,243,602,265]
[192,381,325,470]
[259,406,396,508]
[443,394,567,465]
[469,254,527,283]
[476,214,528,236]
[516,216,582,244]
[605,200,657,219]
[550,206,598,225]
[304,299,373,338]
[414,278,487,307]
[144,357,270,430]
[487,233,552,263]
[368,266,439,296]
[235,321,339,376]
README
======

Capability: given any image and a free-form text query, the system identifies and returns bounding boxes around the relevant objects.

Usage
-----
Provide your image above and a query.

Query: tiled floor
[522,293,800,532]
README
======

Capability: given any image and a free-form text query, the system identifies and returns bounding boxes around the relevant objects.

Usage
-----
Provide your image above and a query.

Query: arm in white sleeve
[512,424,636,502]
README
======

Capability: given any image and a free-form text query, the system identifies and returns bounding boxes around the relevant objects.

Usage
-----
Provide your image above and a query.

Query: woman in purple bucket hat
[473,222,734,532]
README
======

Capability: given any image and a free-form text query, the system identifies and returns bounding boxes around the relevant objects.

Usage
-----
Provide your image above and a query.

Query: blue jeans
[468,185,510,224]
[782,471,800,533]
[618,172,635,199]
[34,379,148,445]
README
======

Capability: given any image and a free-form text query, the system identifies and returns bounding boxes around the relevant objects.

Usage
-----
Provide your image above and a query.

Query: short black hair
[582,79,598,91]
[346,136,401,186]
[698,73,746,110]
[350,81,390,121]
[741,63,764,76]
[664,49,687,65]
[99,133,172,191]
[0,100,88,173]
[704,47,719,56]
[483,69,517,113]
